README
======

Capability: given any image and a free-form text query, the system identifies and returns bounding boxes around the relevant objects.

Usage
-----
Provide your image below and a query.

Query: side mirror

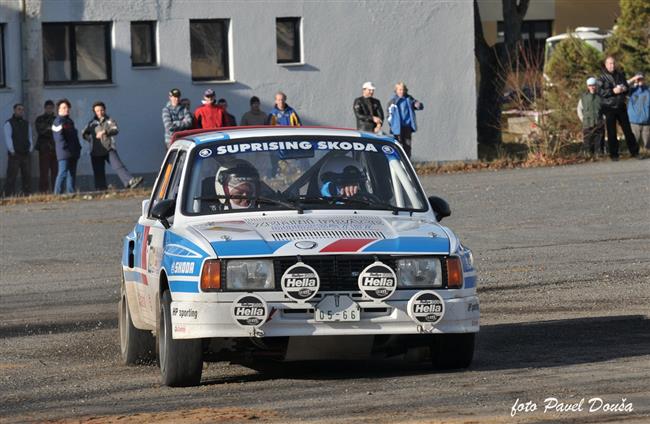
[428,196,451,222]
[151,199,176,229]
[141,199,150,217]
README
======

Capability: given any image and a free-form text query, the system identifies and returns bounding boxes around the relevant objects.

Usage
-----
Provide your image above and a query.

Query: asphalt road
[1,159,649,423]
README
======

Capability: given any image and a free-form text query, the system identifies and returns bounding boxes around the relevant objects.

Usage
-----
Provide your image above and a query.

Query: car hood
[188,215,450,258]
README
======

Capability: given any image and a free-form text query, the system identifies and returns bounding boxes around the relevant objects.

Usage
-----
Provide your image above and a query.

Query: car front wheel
[430,333,475,370]
[158,289,203,387]
[119,277,155,365]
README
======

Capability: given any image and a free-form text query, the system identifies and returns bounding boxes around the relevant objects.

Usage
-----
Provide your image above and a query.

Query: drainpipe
[19,0,26,107]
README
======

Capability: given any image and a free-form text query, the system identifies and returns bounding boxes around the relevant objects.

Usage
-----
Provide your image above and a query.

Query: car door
[145,149,188,323]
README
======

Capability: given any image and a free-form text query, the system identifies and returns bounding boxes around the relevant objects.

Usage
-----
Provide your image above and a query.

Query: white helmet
[318,156,367,197]
[215,160,260,209]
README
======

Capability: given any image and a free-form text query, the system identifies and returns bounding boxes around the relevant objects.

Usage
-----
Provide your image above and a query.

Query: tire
[430,333,475,370]
[158,290,203,387]
[119,278,155,365]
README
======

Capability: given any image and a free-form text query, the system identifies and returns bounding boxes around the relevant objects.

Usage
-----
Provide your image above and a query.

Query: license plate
[314,295,360,322]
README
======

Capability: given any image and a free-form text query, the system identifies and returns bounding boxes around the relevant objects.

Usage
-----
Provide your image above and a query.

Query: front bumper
[170,294,480,339]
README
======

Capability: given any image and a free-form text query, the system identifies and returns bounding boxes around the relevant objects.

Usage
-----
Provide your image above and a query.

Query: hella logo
[295,241,317,250]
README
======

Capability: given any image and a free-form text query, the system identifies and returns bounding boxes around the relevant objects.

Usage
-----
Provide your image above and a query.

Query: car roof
[170,126,396,146]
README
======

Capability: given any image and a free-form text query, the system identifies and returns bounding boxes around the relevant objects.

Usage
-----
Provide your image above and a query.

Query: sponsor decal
[281,262,320,302]
[407,291,445,327]
[382,145,394,154]
[231,294,268,328]
[212,140,379,156]
[172,306,198,320]
[171,261,195,274]
[357,262,397,302]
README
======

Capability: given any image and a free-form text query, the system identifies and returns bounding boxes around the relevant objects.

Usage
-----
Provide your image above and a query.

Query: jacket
[577,92,603,129]
[223,112,237,127]
[387,94,423,135]
[162,102,193,146]
[267,104,301,126]
[82,115,119,156]
[194,102,225,129]
[628,85,650,125]
[4,116,32,154]
[35,113,55,152]
[52,115,81,160]
[353,96,384,132]
[598,69,629,110]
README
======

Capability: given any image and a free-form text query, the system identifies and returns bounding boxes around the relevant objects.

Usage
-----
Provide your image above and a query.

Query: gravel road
[1,159,649,423]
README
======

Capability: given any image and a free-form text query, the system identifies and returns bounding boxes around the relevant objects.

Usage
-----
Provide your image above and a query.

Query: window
[189,20,229,81]
[497,20,552,67]
[276,17,301,64]
[42,22,111,84]
[0,24,5,88]
[131,21,157,67]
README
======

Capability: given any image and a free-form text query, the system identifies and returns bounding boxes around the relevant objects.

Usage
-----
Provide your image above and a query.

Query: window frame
[0,24,5,88]
[130,20,157,67]
[42,21,112,85]
[276,17,302,64]
[189,19,230,82]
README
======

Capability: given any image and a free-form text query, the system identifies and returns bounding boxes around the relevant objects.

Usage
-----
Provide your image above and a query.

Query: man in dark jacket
[598,56,639,160]
[218,98,237,126]
[353,81,384,133]
[34,100,57,192]
[577,77,604,157]
[3,103,33,196]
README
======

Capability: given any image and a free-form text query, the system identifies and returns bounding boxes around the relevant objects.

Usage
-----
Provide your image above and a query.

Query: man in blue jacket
[387,82,423,158]
[628,73,649,151]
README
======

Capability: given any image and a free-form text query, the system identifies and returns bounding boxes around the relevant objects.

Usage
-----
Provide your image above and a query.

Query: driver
[215,160,260,210]
[318,156,368,198]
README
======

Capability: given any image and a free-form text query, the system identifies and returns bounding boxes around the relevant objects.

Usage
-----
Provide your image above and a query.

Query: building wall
[0,0,477,184]
[554,0,620,34]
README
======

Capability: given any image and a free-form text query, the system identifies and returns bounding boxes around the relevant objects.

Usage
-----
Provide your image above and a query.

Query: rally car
[119,126,479,387]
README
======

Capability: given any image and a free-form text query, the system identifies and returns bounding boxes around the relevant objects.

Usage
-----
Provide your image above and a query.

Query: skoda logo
[382,145,394,154]
[198,148,212,158]
[295,241,317,250]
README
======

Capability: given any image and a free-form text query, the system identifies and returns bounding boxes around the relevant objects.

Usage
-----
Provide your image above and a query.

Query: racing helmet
[318,156,367,197]
[215,160,260,209]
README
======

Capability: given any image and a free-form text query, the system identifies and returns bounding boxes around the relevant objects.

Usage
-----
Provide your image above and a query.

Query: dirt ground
[1,159,649,423]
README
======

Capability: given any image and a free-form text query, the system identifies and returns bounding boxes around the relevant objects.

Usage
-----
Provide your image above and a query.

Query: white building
[0,0,477,185]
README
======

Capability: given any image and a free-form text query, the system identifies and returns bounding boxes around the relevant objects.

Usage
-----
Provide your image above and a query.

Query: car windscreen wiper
[193,194,303,213]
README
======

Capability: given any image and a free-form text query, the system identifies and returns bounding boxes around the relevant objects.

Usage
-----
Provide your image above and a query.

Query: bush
[606,0,650,75]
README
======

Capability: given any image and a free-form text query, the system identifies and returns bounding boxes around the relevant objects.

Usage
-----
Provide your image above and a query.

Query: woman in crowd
[52,99,81,194]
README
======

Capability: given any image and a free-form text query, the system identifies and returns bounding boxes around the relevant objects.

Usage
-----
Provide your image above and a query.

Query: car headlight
[396,257,442,288]
[226,260,274,290]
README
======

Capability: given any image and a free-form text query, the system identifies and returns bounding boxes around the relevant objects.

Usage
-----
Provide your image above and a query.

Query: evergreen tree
[606,0,650,74]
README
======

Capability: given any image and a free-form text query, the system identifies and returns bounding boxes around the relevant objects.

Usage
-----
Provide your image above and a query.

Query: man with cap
[577,77,605,158]
[162,88,193,148]
[194,89,225,130]
[628,73,649,151]
[217,98,237,126]
[353,82,384,133]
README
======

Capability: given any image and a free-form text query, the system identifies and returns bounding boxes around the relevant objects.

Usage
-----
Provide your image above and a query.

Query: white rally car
[119,126,479,386]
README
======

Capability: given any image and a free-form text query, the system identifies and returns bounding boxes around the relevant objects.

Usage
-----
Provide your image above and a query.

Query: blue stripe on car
[362,237,449,253]
[210,240,289,257]
[464,275,477,289]
[170,280,200,293]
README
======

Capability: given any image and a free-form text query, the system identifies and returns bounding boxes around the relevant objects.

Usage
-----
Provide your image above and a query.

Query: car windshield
[182,136,427,215]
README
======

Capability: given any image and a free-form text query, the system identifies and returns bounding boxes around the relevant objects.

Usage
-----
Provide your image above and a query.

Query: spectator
[162,88,193,148]
[3,103,33,196]
[218,98,237,126]
[240,96,267,126]
[598,56,639,160]
[577,77,604,158]
[34,100,57,192]
[353,81,384,133]
[387,82,423,158]
[194,89,224,130]
[52,99,81,194]
[82,102,143,191]
[267,92,301,126]
[628,72,649,151]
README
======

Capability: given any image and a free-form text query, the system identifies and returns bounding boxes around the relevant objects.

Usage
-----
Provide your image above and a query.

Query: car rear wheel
[158,289,203,387]
[430,333,475,370]
[119,278,155,365]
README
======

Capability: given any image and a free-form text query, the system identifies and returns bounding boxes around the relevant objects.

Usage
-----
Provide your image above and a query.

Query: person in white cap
[353,82,384,133]
[577,77,604,158]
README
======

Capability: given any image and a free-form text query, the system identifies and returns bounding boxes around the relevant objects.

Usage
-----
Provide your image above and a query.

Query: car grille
[273,255,398,291]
